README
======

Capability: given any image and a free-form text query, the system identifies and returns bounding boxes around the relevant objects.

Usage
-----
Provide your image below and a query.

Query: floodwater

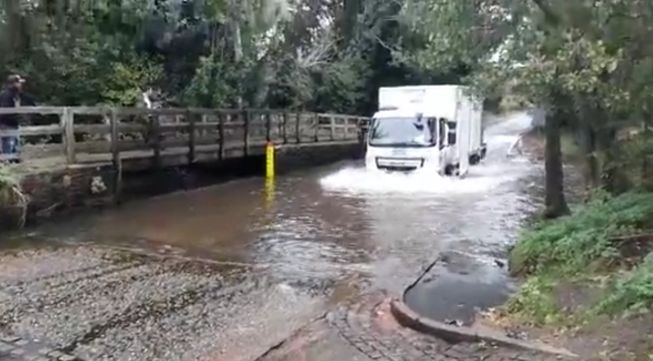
[0,112,542,360]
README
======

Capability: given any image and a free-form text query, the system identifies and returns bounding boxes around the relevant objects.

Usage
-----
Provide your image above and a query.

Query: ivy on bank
[508,192,653,323]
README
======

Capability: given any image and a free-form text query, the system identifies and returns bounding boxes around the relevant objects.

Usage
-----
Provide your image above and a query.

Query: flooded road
[0,112,543,361]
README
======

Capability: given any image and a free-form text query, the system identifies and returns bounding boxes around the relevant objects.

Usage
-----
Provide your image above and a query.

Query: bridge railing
[0,107,369,166]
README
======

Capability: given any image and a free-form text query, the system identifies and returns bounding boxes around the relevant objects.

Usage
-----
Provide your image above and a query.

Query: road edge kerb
[389,299,578,359]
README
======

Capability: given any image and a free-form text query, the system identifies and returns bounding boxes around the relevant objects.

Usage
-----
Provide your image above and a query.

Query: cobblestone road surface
[0,246,329,361]
[259,292,568,361]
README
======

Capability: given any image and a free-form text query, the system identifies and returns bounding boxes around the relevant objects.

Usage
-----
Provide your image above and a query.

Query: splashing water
[319,112,534,195]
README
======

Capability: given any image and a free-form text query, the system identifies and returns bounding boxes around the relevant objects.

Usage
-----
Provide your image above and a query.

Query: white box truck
[365,85,486,176]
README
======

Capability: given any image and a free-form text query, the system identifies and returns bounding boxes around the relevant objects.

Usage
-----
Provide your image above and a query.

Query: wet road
[0,113,543,361]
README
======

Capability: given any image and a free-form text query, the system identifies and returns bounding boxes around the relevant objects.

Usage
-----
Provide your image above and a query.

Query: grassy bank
[507,192,653,325]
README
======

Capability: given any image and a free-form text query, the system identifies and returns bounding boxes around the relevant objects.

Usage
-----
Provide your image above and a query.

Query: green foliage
[400,0,653,198]
[0,0,441,114]
[511,192,653,276]
[508,192,653,319]
[312,56,369,113]
[101,54,164,106]
[180,54,241,108]
[598,254,653,315]
[15,33,107,105]
[400,0,517,75]
[506,276,561,325]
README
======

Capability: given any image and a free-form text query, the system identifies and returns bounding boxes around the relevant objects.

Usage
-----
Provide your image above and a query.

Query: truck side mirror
[414,113,425,131]
[368,119,377,140]
[438,118,446,149]
[427,118,437,145]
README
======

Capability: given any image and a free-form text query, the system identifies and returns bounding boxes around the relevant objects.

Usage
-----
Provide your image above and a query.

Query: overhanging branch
[531,0,560,26]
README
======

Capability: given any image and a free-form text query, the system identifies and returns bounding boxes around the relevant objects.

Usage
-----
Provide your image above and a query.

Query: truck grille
[375,157,424,171]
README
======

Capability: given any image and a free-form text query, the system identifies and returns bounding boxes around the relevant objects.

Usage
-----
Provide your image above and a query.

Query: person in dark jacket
[0,75,36,162]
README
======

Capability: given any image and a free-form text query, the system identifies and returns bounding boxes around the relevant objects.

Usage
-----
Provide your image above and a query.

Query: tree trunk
[55,0,71,32]
[578,122,600,192]
[4,0,28,55]
[341,0,362,45]
[229,0,244,108]
[232,16,243,109]
[641,119,653,189]
[544,111,570,218]
[574,97,601,194]
[598,128,630,194]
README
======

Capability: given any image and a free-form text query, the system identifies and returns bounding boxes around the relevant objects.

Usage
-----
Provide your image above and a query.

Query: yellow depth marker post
[264,142,276,210]
[266,142,275,178]
[264,176,275,210]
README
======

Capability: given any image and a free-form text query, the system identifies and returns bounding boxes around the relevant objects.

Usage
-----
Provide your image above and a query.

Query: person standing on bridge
[0,75,36,163]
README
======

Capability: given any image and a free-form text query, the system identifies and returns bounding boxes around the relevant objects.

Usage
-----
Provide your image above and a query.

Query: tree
[0,0,475,116]
[398,0,653,215]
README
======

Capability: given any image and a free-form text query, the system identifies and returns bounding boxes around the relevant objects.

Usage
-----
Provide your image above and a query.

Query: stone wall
[1,165,115,230]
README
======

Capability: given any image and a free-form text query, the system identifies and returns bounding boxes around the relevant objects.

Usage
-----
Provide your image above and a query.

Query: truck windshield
[369,117,435,147]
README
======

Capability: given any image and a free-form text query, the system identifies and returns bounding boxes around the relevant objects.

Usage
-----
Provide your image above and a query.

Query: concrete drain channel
[392,251,578,358]
[403,250,515,326]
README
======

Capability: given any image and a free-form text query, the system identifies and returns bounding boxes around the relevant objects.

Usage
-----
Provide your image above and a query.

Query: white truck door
[457,98,471,176]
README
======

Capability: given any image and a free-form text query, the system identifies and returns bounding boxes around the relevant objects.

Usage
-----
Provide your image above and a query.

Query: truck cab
[366,108,460,175]
[365,85,486,176]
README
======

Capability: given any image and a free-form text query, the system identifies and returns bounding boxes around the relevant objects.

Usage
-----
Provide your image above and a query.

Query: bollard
[266,142,275,178]
[264,176,275,210]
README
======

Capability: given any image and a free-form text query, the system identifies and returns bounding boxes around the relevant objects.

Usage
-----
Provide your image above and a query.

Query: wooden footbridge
[0,107,368,170]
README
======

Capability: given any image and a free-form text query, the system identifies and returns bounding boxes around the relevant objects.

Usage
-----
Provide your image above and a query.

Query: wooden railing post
[265,111,272,142]
[188,110,196,165]
[218,112,225,161]
[313,113,319,142]
[151,114,161,168]
[109,109,122,204]
[330,116,336,141]
[346,117,351,140]
[200,113,208,138]
[242,109,250,156]
[62,107,76,164]
[295,112,301,144]
[282,112,288,144]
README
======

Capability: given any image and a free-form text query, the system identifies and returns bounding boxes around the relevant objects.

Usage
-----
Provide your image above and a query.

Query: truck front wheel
[469,154,481,165]
[444,164,460,176]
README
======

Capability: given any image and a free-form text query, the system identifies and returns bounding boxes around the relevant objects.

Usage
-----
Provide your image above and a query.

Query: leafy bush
[507,192,653,319]
[101,54,164,106]
[598,253,653,315]
[510,192,653,276]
